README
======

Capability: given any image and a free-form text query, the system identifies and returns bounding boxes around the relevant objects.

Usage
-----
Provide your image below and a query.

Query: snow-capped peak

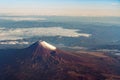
[39,41,56,50]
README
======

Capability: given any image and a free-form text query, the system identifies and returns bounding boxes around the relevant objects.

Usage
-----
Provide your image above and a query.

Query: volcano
[0,41,120,80]
[30,40,57,58]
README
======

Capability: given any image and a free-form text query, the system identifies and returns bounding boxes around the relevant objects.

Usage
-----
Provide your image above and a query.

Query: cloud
[111,3,119,6]
[0,41,29,45]
[69,46,87,50]
[0,27,91,40]
[0,28,5,30]
[0,17,46,21]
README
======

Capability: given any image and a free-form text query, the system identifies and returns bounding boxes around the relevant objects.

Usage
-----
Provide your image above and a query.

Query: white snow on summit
[40,41,56,50]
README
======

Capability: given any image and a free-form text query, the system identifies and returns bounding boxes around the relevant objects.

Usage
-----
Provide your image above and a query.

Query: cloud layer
[0,17,46,21]
[0,27,91,41]
[0,41,29,45]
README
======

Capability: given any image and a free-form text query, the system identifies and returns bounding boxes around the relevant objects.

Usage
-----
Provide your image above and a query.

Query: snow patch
[40,41,56,50]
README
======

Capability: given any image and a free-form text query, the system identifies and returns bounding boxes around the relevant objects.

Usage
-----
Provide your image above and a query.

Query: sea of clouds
[0,27,91,42]
[0,17,46,21]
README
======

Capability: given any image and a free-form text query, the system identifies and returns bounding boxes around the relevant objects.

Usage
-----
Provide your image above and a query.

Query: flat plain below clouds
[0,27,91,41]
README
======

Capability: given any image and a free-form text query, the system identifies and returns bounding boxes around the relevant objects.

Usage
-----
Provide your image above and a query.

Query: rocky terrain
[0,41,120,80]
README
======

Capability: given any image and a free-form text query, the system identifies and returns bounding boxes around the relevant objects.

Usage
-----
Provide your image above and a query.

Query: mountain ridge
[0,40,120,80]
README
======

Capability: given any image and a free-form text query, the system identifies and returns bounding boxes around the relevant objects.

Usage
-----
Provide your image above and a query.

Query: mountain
[0,41,120,80]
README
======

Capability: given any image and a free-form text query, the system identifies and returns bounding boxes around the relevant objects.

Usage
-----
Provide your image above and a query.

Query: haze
[0,0,120,16]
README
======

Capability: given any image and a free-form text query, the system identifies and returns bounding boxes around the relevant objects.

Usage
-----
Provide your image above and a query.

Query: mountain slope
[0,41,120,80]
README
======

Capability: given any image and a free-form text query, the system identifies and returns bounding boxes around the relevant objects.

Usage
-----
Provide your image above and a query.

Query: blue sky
[0,0,120,16]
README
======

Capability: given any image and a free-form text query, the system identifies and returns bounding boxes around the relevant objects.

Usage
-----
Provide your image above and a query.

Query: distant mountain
[0,41,120,80]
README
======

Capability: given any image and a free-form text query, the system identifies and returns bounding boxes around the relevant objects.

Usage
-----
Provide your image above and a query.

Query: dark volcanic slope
[0,41,120,80]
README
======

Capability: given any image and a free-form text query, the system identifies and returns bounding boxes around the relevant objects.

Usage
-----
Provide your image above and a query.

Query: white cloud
[0,27,91,40]
[112,3,119,6]
[0,28,5,30]
[0,17,46,21]
[69,46,87,50]
[0,41,29,45]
